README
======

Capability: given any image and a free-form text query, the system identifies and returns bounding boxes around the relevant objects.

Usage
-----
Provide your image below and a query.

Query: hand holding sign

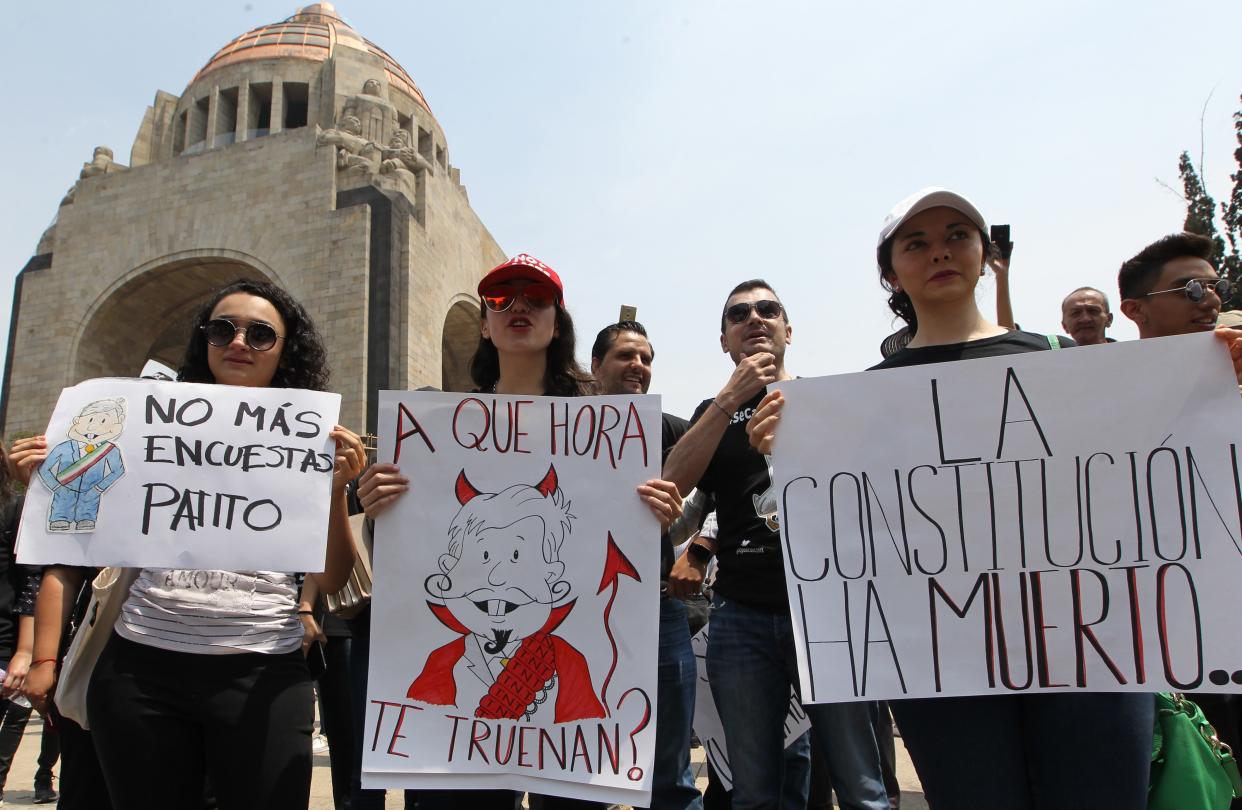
[356,463,408,518]
[7,435,48,488]
[330,425,367,493]
[1215,325,1242,384]
[746,389,785,456]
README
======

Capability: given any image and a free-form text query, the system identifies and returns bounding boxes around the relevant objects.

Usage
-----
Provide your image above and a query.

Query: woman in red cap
[357,253,681,810]
[745,189,1164,809]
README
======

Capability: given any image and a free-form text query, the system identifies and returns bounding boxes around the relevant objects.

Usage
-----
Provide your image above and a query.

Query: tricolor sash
[55,443,117,486]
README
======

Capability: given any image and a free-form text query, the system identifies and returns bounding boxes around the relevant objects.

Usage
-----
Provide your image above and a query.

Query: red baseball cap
[478,253,564,302]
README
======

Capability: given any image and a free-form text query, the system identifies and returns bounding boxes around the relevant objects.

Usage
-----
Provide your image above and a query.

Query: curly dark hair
[177,279,330,392]
[877,225,998,334]
[469,303,593,396]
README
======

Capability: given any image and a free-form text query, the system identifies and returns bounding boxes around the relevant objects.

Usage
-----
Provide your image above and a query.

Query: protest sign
[691,625,811,790]
[16,377,341,571]
[771,333,1242,702]
[363,391,662,805]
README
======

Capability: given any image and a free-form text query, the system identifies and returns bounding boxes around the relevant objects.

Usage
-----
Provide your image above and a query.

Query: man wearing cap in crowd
[1060,287,1115,346]
[663,279,888,810]
[590,320,704,810]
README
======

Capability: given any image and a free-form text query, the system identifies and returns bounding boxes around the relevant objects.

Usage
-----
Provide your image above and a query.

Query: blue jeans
[650,597,704,810]
[890,692,1154,809]
[706,595,888,810]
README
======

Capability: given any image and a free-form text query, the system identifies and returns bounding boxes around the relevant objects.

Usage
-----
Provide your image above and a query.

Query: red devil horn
[535,464,558,497]
[455,469,481,505]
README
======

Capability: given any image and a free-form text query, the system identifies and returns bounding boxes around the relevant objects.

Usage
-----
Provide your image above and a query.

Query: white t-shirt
[115,568,302,655]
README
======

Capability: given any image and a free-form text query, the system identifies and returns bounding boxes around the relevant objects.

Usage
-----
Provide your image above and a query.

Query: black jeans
[318,635,355,810]
[48,703,112,810]
[87,633,314,810]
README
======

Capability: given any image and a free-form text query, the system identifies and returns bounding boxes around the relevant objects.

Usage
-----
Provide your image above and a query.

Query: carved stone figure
[316,114,379,173]
[61,146,126,205]
[380,128,434,179]
[342,80,395,143]
[80,147,118,179]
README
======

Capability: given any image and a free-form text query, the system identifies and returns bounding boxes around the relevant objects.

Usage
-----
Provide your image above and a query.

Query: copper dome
[190,3,431,114]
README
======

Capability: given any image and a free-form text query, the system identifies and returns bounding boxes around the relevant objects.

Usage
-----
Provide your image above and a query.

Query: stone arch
[441,295,480,393]
[70,251,280,383]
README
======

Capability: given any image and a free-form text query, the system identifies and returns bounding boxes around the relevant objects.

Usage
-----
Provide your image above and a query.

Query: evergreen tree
[1220,96,1242,297]
[1178,151,1227,264]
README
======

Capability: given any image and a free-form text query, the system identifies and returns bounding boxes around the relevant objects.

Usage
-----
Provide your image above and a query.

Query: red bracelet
[31,658,57,666]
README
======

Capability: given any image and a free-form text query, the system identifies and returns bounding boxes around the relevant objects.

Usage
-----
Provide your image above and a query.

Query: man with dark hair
[590,320,702,810]
[663,280,887,810]
[1118,232,1242,777]
[1118,232,1228,338]
[1061,287,1115,345]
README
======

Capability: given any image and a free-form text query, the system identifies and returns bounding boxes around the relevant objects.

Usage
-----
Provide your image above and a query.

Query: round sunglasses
[1145,278,1232,302]
[201,318,284,352]
[481,283,560,313]
[724,299,784,325]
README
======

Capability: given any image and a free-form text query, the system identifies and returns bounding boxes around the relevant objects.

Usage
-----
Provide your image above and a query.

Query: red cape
[407,600,606,722]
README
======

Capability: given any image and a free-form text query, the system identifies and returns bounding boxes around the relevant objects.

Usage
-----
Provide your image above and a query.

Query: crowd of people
[0,185,1239,810]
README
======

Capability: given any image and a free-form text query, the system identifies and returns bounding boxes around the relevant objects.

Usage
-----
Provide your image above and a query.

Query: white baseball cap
[877,187,988,247]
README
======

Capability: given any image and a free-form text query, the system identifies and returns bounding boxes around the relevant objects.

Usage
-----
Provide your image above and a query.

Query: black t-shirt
[871,330,1075,370]
[690,391,787,611]
[660,412,690,582]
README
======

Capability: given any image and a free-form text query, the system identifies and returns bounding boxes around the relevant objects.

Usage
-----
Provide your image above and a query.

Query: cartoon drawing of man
[38,398,127,532]
[408,464,606,723]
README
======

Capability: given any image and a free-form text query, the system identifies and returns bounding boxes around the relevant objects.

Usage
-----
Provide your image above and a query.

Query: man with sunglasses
[1118,231,1242,764]
[1119,232,1232,338]
[664,280,888,810]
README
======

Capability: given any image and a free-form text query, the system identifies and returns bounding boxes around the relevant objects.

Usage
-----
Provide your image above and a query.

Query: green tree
[1221,98,1242,292]
[1175,94,1242,309]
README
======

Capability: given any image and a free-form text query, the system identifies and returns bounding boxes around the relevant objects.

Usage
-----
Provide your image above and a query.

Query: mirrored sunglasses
[201,318,284,352]
[725,299,783,325]
[481,283,560,313]
[1146,278,1232,303]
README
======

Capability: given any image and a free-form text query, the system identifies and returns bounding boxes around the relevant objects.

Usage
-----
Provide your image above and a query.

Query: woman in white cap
[746,189,1158,808]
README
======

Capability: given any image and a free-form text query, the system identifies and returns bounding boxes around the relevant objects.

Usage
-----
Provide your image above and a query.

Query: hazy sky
[2,0,1240,418]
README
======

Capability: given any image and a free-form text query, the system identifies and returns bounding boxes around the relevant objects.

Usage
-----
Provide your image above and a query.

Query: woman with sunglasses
[745,188,1165,809]
[23,279,365,810]
[358,253,683,810]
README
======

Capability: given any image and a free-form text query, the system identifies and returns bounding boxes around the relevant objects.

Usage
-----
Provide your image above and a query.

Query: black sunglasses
[1145,278,1232,303]
[725,299,784,325]
[201,318,284,352]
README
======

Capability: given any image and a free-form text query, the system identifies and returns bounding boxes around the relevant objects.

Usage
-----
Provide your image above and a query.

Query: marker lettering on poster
[771,336,1242,703]
[364,391,660,804]
[17,378,341,571]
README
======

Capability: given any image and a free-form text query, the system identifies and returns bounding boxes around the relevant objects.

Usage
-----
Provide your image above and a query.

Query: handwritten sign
[16,378,341,570]
[691,625,811,790]
[771,333,1242,702]
[362,391,661,805]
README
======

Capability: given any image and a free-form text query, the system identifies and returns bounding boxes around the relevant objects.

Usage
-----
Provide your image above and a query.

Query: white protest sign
[771,333,1242,703]
[690,625,811,790]
[363,391,661,805]
[16,378,341,570]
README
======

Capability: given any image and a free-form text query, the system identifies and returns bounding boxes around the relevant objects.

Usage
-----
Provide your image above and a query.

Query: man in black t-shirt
[591,321,701,810]
[664,281,887,810]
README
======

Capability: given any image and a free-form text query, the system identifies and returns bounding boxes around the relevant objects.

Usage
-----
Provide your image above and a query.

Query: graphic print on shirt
[36,397,127,533]
[752,456,780,533]
[407,463,624,723]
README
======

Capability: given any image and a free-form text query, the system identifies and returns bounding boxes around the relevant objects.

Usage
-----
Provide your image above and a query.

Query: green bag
[1150,692,1242,810]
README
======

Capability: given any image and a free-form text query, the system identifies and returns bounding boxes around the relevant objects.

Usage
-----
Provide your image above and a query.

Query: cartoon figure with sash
[407,464,606,723]
[38,398,126,532]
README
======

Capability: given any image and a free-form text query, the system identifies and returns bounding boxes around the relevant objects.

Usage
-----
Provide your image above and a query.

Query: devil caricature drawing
[407,464,606,723]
